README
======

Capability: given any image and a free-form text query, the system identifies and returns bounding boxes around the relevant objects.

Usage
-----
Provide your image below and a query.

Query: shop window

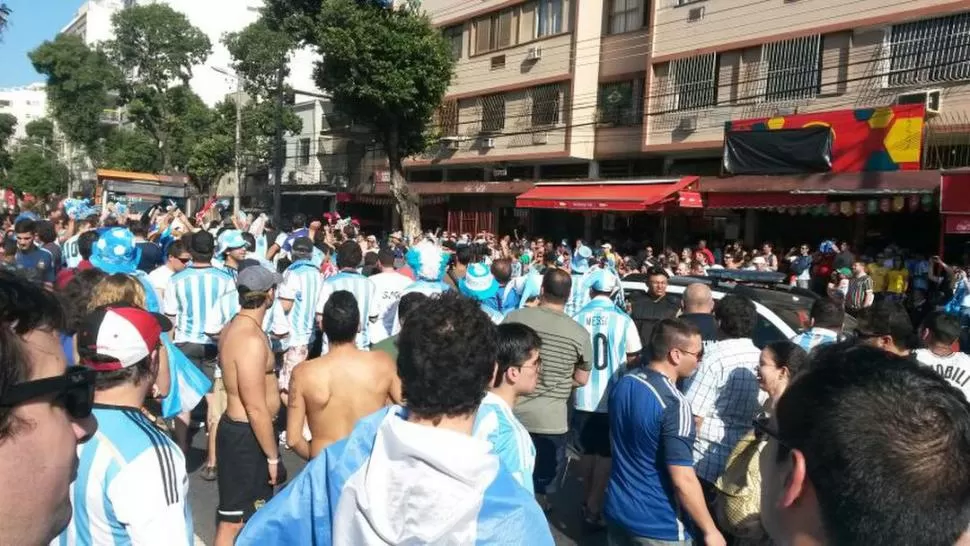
[298,138,311,166]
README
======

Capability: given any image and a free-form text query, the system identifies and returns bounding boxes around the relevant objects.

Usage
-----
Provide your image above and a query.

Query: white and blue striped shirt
[316,270,377,350]
[203,288,290,352]
[55,405,192,546]
[791,327,841,352]
[572,296,642,413]
[62,233,83,268]
[564,272,591,316]
[163,266,236,345]
[481,302,505,324]
[472,392,536,494]
[279,260,325,347]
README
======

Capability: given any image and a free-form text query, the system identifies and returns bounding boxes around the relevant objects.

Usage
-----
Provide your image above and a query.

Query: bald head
[683,283,714,314]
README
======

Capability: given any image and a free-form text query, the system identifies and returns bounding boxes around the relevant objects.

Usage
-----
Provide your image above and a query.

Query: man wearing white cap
[571,269,642,528]
[459,263,505,324]
[56,305,194,545]
[215,229,253,281]
[565,245,594,316]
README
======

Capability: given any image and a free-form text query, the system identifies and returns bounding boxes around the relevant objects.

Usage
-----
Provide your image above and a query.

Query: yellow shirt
[886,268,909,294]
[867,264,888,293]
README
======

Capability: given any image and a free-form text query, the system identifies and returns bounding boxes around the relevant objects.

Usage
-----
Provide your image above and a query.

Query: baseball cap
[588,268,618,294]
[217,229,247,255]
[190,231,216,255]
[291,236,314,255]
[90,227,142,275]
[237,265,283,292]
[458,263,499,301]
[77,306,172,372]
[602,243,613,251]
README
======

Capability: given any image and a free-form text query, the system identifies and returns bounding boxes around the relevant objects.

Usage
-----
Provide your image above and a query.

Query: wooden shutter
[496,10,513,48]
[475,19,492,54]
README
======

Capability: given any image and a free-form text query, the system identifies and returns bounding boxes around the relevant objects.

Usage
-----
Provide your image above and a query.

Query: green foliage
[0,113,16,178]
[102,128,162,173]
[224,19,295,99]
[187,134,235,188]
[106,4,211,170]
[8,147,70,197]
[24,118,55,143]
[29,35,121,159]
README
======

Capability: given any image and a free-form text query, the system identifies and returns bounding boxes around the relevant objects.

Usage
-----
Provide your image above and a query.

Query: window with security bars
[298,138,311,166]
[474,8,515,54]
[435,101,459,136]
[443,25,463,60]
[763,35,821,101]
[530,84,562,127]
[597,78,644,125]
[608,0,645,35]
[671,54,718,110]
[888,12,970,87]
[480,94,506,133]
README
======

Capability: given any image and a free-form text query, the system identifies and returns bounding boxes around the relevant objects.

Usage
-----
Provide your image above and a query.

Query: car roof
[622,271,818,302]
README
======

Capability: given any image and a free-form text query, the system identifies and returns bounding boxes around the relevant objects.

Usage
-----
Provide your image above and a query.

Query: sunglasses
[175,257,191,264]
[0,366,96,420]
[752,416,793,451]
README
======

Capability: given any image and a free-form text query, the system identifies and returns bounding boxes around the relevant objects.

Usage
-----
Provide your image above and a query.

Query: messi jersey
[572,296,642,413]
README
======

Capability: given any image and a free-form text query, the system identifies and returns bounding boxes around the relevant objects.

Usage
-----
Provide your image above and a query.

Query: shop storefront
[940,170,970,260]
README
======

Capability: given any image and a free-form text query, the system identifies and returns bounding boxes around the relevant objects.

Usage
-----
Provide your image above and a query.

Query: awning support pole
[662,213,668,250]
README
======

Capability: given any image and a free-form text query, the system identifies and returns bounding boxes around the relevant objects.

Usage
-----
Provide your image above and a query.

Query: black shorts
[176,342,218,384]
[573,410,611,457]
[216,415,274,523]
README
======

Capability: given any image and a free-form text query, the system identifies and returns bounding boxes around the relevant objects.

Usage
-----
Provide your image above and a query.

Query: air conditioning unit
[895,89,942,115]
[687,6,705,21]
[440,135,462,150]
[532,131,548,145]
[677,116,697,132]
[526,47,542,61]
[483,137,496,148]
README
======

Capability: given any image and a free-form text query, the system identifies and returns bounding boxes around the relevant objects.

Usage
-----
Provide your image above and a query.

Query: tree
[102,127,162,173]
[0,113,16,179]
[187,133,235,188]
[106,4,211,171]
[224,19,295,100]
[8,147,70,197]
[24,118,54,144]
[0,4,10,40]
[266,0,454,236]
[29,35,121,160]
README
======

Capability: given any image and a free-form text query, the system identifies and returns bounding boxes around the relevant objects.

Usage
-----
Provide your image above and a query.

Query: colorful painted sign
[725,104,925,172]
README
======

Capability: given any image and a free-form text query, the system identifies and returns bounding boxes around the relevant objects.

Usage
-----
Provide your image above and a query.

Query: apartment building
[0,84,48,140]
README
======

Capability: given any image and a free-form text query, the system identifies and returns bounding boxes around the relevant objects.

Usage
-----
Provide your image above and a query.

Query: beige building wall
[646,5,970,149]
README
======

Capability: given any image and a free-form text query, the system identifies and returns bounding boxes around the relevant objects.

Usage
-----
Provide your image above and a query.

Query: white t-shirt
[147,265,175,303]
[368,270,413,344]
[914,349,970,401]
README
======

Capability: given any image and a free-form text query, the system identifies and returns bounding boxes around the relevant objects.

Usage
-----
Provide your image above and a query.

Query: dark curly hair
[397,291,498,420]
[336,241,362,269]
[715,293,757,339]
[62,268,108,334]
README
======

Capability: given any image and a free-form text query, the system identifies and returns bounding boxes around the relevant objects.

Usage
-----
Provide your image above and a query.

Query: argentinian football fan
[315,241,377,351]
[55,305,193,545]
[571,268,641,528]
[236,292,554,545]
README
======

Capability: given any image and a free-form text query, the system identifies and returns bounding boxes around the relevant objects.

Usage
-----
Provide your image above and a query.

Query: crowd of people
[0,199,969,546]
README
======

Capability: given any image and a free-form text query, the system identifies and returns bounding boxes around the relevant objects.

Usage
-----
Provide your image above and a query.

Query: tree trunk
[385,130,421,239]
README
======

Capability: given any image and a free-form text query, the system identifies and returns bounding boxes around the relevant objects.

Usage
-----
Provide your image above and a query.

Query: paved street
[185,428,607,545]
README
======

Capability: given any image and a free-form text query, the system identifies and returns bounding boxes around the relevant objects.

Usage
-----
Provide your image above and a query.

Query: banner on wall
[724,104,925,173]
[723,127,833,175]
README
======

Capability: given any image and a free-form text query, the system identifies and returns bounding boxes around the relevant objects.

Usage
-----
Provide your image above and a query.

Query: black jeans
[530,432,567,495]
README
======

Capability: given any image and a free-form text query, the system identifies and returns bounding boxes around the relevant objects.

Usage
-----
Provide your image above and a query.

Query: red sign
[945,214,970,234]
[726,104,926,173]
[678,191,703,208]
[941,172,970,214]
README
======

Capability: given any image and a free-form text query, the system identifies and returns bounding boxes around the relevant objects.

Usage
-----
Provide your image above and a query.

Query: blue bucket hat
[91,227,141,275]
[459,262,499,301]
[217,229,248,256]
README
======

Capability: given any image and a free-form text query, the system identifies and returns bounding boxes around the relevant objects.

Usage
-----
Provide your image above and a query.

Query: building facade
[0,84,49,140]
[394,0,970,244]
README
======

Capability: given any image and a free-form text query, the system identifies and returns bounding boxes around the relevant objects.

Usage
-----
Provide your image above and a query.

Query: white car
[622,270,856,347]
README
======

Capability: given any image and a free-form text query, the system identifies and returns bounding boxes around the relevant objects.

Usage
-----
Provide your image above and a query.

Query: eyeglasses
[175,257,191,264]
[752,416,794,451]
[0,366,96,419]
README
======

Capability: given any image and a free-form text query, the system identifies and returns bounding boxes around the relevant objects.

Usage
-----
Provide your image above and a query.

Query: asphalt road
[186,429,607,546]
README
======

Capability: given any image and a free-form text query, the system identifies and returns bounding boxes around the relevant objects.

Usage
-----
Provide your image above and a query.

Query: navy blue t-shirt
[136,241,163,273]
[605,367,697,542]
[15,247,56,284]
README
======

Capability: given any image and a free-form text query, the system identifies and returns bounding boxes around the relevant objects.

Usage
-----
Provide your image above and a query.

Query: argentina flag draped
[237,406,554,546]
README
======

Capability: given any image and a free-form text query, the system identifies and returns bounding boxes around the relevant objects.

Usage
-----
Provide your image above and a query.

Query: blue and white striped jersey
[316,270,377,350]
[515,269,542,309]
[480,302,505,324]
[473,392,536,494]
[791,327,841,352]
[62,233,82,268]
[54,405,192,546]
[163,266,236,344]
[279,260,325,347]
[203,288,290,352]
[400,279,451,297]
[564,272,590,316]
[572,296,642,413]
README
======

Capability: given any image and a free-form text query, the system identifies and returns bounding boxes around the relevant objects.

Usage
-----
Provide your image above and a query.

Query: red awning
[941,171,970,214]
[706,193,827,209]
[515,177,699,212]
[699,171,940,195]
[945,214,970,235]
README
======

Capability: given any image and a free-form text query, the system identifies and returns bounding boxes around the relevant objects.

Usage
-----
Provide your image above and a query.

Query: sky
[0,0,84,88]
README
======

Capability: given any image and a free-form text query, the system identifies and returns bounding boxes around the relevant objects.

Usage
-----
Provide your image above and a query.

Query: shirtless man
[286,290,402,459]
[214,267,286,546]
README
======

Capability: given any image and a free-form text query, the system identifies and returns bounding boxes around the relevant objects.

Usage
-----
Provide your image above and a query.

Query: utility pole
[272,55,285,227]
[233,81,243,213]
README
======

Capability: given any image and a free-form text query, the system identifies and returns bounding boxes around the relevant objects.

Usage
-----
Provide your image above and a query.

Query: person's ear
[781,448,809,508]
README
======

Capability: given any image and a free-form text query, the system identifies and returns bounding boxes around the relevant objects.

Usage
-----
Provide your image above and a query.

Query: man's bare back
[286,344,401,459]
[220,314,280,423]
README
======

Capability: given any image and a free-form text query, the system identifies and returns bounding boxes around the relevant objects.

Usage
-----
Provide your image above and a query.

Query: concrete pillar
[588,160,600,179]
[532,164,542,180]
